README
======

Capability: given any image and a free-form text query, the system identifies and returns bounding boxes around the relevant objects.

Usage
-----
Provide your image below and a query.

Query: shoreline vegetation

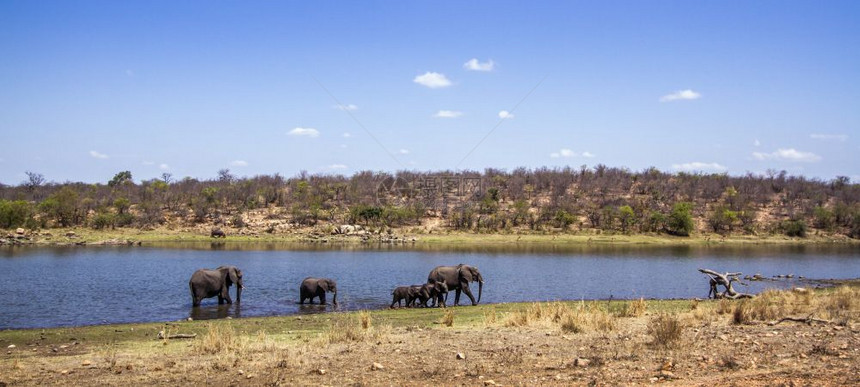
[2,226,860,247]
[2,168,859,248]
[1,283,857,385]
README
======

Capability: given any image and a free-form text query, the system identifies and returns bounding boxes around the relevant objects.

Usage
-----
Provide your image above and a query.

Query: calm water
[1,242,858,329]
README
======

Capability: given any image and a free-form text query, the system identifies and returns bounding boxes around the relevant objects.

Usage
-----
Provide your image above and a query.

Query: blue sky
[1,1,858,184]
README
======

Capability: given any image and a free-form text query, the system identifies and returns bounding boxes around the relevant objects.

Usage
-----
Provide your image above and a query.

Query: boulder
[15,228,25,235]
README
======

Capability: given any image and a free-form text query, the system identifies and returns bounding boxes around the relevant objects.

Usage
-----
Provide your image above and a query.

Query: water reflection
[190,303,242,320]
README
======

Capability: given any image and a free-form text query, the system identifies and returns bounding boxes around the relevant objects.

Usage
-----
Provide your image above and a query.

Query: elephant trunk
[332,291,338,305]
[477,280,483,304]
[236,285,242,303]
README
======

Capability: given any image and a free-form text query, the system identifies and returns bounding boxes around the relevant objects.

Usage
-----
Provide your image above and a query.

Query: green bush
[666,202,694,236]
[90,212,115,229]
[0,199,34,229]
[781,220,807,237]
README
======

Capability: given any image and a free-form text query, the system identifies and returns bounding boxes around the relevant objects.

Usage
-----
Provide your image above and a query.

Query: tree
[23,171,45,191]
[618,205,635,232]
[108,171,133,188]
[667,202,694,236]
[39,187,80,227]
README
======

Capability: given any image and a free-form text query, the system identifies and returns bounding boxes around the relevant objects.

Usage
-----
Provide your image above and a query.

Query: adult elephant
[189,266,244,307]
[428,264,483,306]
[300,277,338,305]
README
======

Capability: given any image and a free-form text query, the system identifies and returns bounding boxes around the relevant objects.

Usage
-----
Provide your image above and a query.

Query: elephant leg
[454,289,462,306]
[462,283,477,305]
[320,293,327,305]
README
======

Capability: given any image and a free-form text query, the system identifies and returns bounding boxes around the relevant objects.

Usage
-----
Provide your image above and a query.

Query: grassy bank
[1,285,858,386]
[5,226,858,247]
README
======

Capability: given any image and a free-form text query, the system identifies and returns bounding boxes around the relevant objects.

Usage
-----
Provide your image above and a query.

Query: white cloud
[550,149,576,158]
[159,163,170,171]
[810,134,848,141]
[342,132,352,138]
[231,160,248,167]
[413,72,452,88]
[549,149,595,159]
[326,164,347,170]
[334,104,358,111]
[89,150,108,159]
[463,58,495,71]
[340,144,347,148]
[288,127,320,137]
[498,110,514,119]
[754,139,761,147]
[434,110,463,118]
[659,89,701,102]
[671,162,727,172]
[752,148,821,162]
[398,149,410,155]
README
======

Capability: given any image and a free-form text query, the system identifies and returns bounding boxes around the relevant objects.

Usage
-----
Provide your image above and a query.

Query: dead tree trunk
[698,268,754,299]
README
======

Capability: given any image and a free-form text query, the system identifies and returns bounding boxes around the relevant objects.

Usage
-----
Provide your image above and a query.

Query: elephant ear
[317,279,329,292]
[228,267,239,285]
[460,266,474,282]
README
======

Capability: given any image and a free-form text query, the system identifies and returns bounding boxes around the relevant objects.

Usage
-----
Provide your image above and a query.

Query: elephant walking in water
[189,266,244,307]
[300,277,338,305]
[428,264,483,306]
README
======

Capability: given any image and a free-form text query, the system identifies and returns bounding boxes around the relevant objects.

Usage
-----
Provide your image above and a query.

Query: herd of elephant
[188,264,485,310]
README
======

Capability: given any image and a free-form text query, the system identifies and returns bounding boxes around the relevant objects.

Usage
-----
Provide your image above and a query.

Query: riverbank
[1,284,858,386]
[3,226,858,247]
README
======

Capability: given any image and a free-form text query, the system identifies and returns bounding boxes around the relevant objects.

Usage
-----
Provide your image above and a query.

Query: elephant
[390,285,419,308]
[189,266,244,307]
[428,264,483,306]
[210,228,226,238]
[414,280,449,308]
[299,277,338,305]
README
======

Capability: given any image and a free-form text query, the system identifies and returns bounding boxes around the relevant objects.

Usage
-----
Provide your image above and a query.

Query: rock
[660,370,674,378]
[456,352,466,360]
[81,360,92,367]
[483,380,497,386]
[66,232,76,238]
[371,362,384,371]
[15,228,25,235]
[60,370,69,375]
[574,358,590,367]
[187,317,193,321]
[238,369,244,375]
[316,369,327,375]
[7,344,15,349]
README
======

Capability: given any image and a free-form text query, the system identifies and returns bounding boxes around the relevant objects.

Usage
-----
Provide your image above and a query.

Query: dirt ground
[1,289,858,387]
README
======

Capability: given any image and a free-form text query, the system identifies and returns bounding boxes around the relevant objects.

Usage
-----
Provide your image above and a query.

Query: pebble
[316,369,327,375]
[81,360,92,367]
[456,352,466,360]
[7,345,15,349]
[574,358,590,367]
[371,362,384,371]
[483,380,497,386]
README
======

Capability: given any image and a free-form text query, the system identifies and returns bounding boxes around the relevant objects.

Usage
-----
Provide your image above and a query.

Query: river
[1,242,857,329]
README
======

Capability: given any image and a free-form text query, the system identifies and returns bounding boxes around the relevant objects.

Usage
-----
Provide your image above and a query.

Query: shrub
[666,202,694,236]
[781,220,807,237]
[648,313,684,348]
[0,199,34,229]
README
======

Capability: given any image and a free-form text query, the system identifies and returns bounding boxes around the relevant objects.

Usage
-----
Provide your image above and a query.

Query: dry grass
[504,302,616,333]
[441,309,455,327]
[194,323,246,355]
[323,311,391,344]
[359,310,372,330]
[647,313,685,348]
[482,306,498,326]
[619,298,647,317]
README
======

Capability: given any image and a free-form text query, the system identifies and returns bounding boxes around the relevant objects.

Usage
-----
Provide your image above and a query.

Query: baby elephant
[300,277,338,305]
[415,280,449,308]
[390,285,419,308]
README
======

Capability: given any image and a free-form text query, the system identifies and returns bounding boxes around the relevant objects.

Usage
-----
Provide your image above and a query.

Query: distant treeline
[1,166,859,238]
